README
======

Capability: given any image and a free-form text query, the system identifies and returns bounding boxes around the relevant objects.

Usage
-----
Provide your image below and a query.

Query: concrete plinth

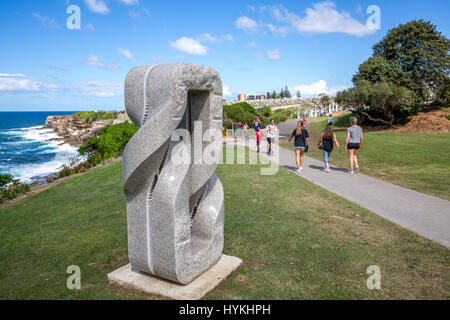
[107,255,242,300]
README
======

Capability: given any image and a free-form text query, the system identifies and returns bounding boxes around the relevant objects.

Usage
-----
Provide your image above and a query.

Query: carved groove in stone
[123,63,224,284]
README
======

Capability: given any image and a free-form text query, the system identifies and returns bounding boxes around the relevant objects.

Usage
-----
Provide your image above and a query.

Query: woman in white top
[264,119,278,156]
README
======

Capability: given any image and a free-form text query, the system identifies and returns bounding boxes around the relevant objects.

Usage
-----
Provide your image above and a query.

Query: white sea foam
[1,126,79,182]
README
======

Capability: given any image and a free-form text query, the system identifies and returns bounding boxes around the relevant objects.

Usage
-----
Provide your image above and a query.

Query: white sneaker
[295,168,301,173]
[355,164,360,171]
[326,168,330,173]
[300,167,304,172]
[349,170,354,174]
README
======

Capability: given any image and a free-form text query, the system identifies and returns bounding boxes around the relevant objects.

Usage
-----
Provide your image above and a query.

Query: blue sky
[0,0,448,111]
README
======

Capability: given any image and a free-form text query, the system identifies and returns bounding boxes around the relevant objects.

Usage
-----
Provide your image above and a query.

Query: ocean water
[0,112,80,183]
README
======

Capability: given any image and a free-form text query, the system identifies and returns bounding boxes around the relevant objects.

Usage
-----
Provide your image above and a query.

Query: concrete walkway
[226,137,450,248]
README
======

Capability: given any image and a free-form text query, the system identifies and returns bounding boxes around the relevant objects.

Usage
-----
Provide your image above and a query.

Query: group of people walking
[290,116,363,174]
[247,116,363,174]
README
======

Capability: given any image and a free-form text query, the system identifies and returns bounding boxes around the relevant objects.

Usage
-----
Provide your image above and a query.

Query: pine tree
[279,88,285,99]
[296,90,301,98]
[284,86,291,98]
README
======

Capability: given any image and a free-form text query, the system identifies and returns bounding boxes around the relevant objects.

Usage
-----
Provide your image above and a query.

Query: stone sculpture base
[108,255,242,300]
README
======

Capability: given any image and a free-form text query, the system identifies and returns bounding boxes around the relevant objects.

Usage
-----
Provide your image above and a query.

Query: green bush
[0,174,31,203]
[223,102,257,128]
[72,111,116,124]
[79,123,138,162]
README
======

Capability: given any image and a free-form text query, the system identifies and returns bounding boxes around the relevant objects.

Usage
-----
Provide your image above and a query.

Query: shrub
[0,174,31,203]
[79,123,138,162]
[72,111,117,124]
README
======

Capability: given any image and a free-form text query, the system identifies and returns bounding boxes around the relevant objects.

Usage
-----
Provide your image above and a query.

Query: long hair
[295,121,303,136]
[323,124,333,139]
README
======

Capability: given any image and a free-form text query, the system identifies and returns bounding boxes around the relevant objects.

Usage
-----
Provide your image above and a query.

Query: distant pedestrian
[252,116,261,131]
[255,127,262,153]
[265,119,278,155]
[345,117,363,174]
[328,114,333,125]
[318,124,341,173]
[288,121,310,172]
[243,123,248,137]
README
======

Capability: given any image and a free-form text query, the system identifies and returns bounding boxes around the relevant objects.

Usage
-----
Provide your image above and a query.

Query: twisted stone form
[123,63,224,284]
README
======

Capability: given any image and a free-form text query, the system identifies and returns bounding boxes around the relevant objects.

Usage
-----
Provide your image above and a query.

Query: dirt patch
[396,109,450,134]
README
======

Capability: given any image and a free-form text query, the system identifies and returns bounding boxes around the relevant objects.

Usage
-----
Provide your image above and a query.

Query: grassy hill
[0,159,448,299]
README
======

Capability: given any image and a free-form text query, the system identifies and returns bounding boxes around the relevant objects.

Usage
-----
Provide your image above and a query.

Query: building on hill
[238,94,247,101]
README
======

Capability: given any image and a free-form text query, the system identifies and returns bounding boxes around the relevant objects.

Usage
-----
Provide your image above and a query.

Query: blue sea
[0,112,80,182]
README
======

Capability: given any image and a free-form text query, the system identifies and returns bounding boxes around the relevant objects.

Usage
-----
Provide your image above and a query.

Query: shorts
[294,146,306,150]
[267,137,275,144]
[347,143,360,150]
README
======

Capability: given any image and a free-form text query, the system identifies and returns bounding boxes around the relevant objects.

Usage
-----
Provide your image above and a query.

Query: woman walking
[242,123,248,138]
[345,117,363,174]
[318,124,341,173]
[264,119,278,156]
[288,121,309,173]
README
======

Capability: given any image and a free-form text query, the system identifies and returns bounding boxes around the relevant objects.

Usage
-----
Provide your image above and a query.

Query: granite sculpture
[122,63,224,285]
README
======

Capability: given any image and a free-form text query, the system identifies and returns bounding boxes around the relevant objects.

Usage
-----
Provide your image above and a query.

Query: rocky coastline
[43,111,131,145]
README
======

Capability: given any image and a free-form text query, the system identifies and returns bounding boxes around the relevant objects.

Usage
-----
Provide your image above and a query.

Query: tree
[296,90,301,98]
[272,90,277,99]
[266,92,271,100]
[279,88,285,99]
[284,86,291,98]
[320,95,331,108]
[352,56,412,88]
[337,80,414,126]
[372,20,450,102]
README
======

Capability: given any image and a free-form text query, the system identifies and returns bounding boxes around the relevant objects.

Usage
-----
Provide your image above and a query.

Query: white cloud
[266,23,289,36]
[83,0,110,14]
[170,37,208,55]
[83,23,95,31]
[77,80,123,98]
[81,55,120,70]
[118,48,134,59]
[0,73,42,92]
[270,2,377,36]
[289,80,347,96]
[129,8,150,19]
[235,16,259,34]
[248,41,256,48]
[223,85,233,98]
[118,0,139,4]
[32,13,60,29]
[267,49,281,60]
[197,33,234,43]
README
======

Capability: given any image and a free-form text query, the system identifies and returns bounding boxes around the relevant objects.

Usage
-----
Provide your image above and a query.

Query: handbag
[318,142,325,150]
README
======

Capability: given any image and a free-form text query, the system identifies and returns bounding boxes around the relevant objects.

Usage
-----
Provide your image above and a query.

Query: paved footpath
[226,136,450,248]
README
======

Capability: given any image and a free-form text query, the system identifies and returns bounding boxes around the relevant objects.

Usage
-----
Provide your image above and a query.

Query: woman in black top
[318,124,341,173]
[288,121,309,173]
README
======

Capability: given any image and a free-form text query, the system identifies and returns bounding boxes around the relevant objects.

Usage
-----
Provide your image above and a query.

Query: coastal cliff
[44,111,131,144]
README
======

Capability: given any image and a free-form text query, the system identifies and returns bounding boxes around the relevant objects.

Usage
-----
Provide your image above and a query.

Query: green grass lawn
[279,113,450,201]
[0,158,448,299]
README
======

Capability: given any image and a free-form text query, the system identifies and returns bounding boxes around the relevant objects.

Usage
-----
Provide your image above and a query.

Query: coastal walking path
[225,136,450,249]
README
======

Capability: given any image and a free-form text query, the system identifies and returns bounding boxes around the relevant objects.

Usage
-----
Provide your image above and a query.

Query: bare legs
[295,149,305,170]
[348,149,358,171]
